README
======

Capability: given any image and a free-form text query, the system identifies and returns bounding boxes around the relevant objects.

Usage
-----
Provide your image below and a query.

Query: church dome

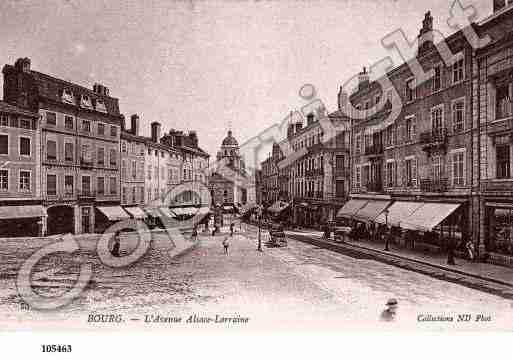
[221,130,238,146]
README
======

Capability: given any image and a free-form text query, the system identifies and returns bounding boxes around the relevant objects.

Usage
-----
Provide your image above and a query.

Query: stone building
[209,130,248,209]
[0,101,43,236]
[3,58,124,234]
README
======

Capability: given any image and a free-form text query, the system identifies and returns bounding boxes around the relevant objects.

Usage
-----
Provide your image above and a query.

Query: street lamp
[384,208,390,251]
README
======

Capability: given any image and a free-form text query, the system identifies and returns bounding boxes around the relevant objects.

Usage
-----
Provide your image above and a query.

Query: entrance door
[81,207,91,233]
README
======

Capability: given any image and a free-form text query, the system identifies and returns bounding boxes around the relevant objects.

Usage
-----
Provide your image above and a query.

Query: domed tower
[217,130,243,171]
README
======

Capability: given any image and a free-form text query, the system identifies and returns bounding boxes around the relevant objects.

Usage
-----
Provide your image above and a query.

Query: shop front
[0,204,46,237]
[484,202,513,266]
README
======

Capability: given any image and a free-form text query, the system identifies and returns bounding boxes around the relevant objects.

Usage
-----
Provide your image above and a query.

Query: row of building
[0,57,211,237]
[258,1,513,266]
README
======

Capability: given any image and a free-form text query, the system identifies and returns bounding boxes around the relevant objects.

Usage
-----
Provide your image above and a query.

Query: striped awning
[97,206,130,221]
[0,205,46,219]
[124,206,146,219]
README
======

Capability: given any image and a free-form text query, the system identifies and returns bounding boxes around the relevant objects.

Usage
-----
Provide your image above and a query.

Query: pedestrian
[191,226,198,240]
[230,222,235,237]
[380,298,398,322]
[447,236,456,265]
[384,227,392,251]
[466,240,475,261]
[223,237,229,255]
[111,231,121,257]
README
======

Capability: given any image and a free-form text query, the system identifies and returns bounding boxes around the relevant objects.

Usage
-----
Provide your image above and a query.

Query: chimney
[418,11,434,54]
[306,113,315,126]
[130,114,140,136]
[15,58,31,73]
[494,0,507,12]
[93,83,110,96]
[358,67,370,91]
[188,131,198,147]
[151,121,161,143]
[120,115,126,131]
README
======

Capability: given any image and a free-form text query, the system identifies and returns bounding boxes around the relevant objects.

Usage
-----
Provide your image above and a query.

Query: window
[10,116,18,128]
[62,89,74,104]
[110,126,117,137]
[375,94,381,105]
[497,144,510,179]
[452,55,464,84]
[97,147,104,166]
[20,118,31,129]
[65,116,74,129]
[110,177,117,195]
[161,167,165,179]
[122,141,127,152]
[405,158,417,187]
[0,170,7,190]
[19,137,31,156]
[154,166,158,179]
[386,89,393,104]
[405,116,416,141]
[82,120,91,132]
[122,187,127,203]
[47,140,57,160]
[432,64,441,91]
[132,187,136,203]
[355,134,361,154]
[148,165,152,180]
[496,82,512,120]
[362,164,370,186]
[405,78,416,102]
[47,174,57,196]
[452,151,465,186]
[46,112,56,126]
[452,99,465,133]
[19,171,30,192]
[97,177,105,195]
[98,123,105,135]
[355,166,361,188]
[81,144,92,163]
[0,113,8,126]
[82,176,91,195]
[385,126,394,147]
[431,105,444,131]
[65,142,73,161]
[81,95,92,108]
[432,155,443,181]
[132,161,136,178]
[386,161,395,187]
[109,149,117,166]
[65,175,73,195]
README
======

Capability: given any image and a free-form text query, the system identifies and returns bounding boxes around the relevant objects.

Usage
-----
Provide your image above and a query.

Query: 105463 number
[41,345,72,353]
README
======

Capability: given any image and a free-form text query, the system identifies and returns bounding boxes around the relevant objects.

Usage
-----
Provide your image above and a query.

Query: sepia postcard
[1,1,513,353]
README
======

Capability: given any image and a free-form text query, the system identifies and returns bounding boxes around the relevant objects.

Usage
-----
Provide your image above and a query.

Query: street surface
[0,224,512,330]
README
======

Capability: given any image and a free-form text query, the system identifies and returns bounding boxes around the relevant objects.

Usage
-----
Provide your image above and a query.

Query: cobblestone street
[0,226,512,331]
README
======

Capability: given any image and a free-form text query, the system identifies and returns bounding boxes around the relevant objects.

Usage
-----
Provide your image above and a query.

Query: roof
[3,65,121,118]
[0,101,38,118]
[180,145,209,157]
[120,130,148,144]
[221,130,238,146]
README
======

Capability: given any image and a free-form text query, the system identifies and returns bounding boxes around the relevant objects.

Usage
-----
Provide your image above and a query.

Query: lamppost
[384,208,390,251]
[257,205,263,252]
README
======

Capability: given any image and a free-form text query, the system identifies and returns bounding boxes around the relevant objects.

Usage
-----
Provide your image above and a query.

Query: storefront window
[490,207,513,255]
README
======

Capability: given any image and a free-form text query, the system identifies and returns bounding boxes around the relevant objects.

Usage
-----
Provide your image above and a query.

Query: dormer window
[95,98,107,113]
[80,95,93,108]
[62,89,74,104]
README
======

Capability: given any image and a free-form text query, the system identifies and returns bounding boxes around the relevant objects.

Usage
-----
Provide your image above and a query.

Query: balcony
[481,178,513,193]
[496,98,513,120]
[80,158,94,168]
[420,177,448,192]
[334,168,349,177]
[305,168,324,177]
[366,181,383,192]
[420,128,447,153]
[78,189,96,199]
[364,143,384,157]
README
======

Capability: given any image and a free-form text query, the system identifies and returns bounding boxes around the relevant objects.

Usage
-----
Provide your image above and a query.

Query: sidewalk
[285,229,513,288]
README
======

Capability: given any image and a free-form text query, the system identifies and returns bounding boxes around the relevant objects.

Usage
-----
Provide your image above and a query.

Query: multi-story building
[345,10,474,246]
[120,114,146,218]
[0,101,43,236]
[283,110,350,226]
[2,58,125,235]
[473,2,513,264]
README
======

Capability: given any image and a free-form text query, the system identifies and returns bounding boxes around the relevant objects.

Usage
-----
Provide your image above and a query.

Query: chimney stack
[494,0,507,12]
[15,58,31,73]
[307,113,315,126]
[338,87,348,112]
[188,131,198,147]
[131,114,140,136]
[358,67,370,91]
[120,115,126,131]
[151,122,161,143]
[93,83,110,96]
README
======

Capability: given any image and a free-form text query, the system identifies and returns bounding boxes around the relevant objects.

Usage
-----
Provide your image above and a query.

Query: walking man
[230,222,235,237]
[111,231,121,257]
[223,237,229,255]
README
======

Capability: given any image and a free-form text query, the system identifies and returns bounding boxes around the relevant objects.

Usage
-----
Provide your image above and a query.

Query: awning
[352,200,391,223]
[336,199,368,218]
[158,207,176,218]
[171,207,185,216]
[0,205,46,220]
[97,206,130,221]
[124,206,146,219]
[375,201,424,227]
[401,202,461,232]
[267,201,290,214]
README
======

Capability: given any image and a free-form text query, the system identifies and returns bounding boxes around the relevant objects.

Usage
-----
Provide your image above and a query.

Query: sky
[0,0,492,159]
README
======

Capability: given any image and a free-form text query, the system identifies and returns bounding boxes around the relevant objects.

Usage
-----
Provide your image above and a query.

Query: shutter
[394,161,398,186]
[412,158,418,187]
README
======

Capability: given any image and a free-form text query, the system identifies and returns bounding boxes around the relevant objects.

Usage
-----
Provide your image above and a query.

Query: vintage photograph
[1,0,513,340]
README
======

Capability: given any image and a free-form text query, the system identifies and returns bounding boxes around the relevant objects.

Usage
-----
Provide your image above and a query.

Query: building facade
[120,114,146,207]
[0,101,43,236]
[3,58,123,234]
